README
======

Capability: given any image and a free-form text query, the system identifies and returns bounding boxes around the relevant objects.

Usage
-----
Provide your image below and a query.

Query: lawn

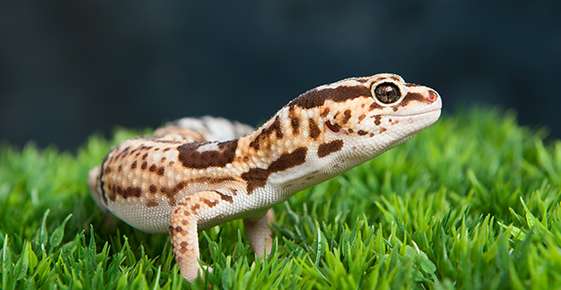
[1,110,561,290]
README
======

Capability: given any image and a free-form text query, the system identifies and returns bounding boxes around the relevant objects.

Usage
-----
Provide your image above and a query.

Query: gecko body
[88,73,442,281]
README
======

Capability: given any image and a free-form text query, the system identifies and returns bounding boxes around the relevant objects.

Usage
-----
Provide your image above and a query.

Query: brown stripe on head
[289,85,371,109]
[317,140,344,158]
[177,140,238,169]
[397,84,434,107]
[399,91,428,107]
[241,147,308,193]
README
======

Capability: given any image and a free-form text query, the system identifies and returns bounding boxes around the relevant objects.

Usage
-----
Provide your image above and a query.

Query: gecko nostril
[427,90,438,102]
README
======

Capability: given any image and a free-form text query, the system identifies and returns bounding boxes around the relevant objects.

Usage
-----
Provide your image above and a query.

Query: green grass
[1,109,561,290]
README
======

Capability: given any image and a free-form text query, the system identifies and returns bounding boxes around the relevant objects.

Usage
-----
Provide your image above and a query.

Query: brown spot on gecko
[325,121,341,133]
[379,127,387,133]
[130,161,137,169]
[201,198,218,208]
[197,176,237,184]
[146,199,159,207]
[357,130,368,136]
[308,119,321,139]
[249,116,283,150]
[369,102,381,110]
[241,168,270,194]
[115,146,130,159]
[98,155,110,204]
[342,110,352,124]
[320,107,330,117]
[157,167,165,176]
[269,147,308,173]
[241,147,308,193]
[358,114,366,122]
[159,186,177,206]
[213,190,234,203]
[289,85,371,109]
[289,107,300,134]
[175,181,187,193]
[141,162,147,170]
[317,140,344,157]
[241,168,269,193]
[110,186,142,199]
[374,115,381,125]
[142,153,148,160]
[191,204,200,211]
[177,140,238,169]
[149,184,157,193]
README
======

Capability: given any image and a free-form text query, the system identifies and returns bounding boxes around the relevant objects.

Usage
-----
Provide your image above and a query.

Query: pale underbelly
[104,184,286,233]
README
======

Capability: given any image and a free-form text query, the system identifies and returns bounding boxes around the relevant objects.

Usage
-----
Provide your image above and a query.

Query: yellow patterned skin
[89,73,442,281]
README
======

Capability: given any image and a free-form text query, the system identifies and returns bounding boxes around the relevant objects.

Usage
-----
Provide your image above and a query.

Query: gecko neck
[235,104,365,194]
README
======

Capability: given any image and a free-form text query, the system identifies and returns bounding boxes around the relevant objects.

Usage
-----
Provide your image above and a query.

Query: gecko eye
[372,82,401,104]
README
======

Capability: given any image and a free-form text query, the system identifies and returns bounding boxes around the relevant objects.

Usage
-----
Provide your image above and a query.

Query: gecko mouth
[387,107,441,118]
[387,98,442,117]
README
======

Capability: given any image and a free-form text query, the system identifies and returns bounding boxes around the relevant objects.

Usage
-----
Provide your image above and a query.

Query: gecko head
[353,73,441,152]
[308,73,442,160]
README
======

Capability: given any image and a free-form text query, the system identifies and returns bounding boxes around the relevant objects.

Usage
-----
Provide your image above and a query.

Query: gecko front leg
[170,190,226,281]
[244,209,274,257]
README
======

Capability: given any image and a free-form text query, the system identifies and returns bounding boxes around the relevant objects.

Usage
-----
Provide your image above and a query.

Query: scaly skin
[88,73,442,281]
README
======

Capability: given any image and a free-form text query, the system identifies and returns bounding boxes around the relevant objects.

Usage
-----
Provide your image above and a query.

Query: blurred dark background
[1,1,560,150]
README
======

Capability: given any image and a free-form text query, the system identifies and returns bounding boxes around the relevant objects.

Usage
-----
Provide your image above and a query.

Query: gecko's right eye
[372,82,401,104]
